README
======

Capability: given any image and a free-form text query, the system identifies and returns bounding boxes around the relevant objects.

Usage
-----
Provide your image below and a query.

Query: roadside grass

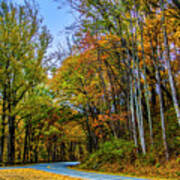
[0,169,83,180]
[69,167,163,180]
[74,138,179,180]
[70,160,180,180]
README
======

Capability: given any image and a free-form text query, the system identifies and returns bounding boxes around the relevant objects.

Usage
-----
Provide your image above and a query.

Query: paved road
[0,162,148,180]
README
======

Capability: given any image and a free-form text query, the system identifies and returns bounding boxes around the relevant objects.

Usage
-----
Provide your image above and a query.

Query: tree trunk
[86,106,98,151]
[34,136,39,163]
[60,142,66,161]
[0,86,7,162]
[156,67,169,160]
[7,79,15,164]
[8,115,15,164]
[130,76,138,148]
[137,13,153,146]
[149,34,169,160]
[23,124,29,163]
[130,13,146,154]
[160,0,180,126]
[97,48,117,137]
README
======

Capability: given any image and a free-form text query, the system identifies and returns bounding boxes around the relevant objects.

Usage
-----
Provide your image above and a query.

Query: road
[0,162,148,180]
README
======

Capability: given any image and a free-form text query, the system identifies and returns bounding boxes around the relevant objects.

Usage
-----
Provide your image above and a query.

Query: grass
[70,159,180,180]
[69,166,166,180]
[75,138,179,180]
[70,166,176,180]
[0,169,83,180]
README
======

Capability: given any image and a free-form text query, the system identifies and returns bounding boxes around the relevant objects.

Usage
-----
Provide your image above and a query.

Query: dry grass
[119,159,180,180]
[73,159,180,180]
[0,169,84,180]
[98,159,180,180]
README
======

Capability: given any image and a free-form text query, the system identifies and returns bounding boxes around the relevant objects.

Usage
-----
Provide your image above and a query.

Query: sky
[13,0,77,53]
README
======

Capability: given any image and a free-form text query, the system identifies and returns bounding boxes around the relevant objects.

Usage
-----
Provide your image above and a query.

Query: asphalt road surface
[0,162,148,180]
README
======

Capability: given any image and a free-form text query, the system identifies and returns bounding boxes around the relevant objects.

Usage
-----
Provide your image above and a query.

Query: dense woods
[0,0,179,178]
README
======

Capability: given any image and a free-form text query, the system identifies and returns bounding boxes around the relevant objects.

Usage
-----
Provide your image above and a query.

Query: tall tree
[160,0,180,126]
[0,0,51,164]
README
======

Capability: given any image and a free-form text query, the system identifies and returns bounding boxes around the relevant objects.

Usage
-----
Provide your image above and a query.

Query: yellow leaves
[3,31,9,41]
[0,169,82,180]
[72,110,78,115]
[97,39,108,45]
[176,74,180,89]
[98,114,107,121]
[63,121,86,142]
[106,34,121,42]
[139,60,144,68]
[160,69,167,77]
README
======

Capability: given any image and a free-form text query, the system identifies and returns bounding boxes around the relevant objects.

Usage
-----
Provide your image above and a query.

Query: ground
[1,162,177,180]
[0,169,83,180]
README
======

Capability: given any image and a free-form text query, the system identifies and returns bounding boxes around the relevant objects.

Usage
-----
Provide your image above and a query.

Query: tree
[0,0,51,164]
[160,0,180,126]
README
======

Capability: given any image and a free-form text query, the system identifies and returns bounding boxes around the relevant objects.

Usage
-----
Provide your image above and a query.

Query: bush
[80,138,136,169]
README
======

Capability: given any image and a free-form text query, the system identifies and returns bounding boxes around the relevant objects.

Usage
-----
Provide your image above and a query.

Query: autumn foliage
[0,0,180,179]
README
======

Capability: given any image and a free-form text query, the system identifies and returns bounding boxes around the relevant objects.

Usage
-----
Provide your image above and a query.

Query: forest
[0,0,179,179]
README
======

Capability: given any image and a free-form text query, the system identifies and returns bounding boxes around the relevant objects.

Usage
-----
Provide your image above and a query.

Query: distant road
[0,162,148,180]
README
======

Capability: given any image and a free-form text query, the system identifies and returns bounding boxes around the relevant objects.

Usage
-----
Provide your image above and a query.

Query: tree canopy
[0,1,179,178]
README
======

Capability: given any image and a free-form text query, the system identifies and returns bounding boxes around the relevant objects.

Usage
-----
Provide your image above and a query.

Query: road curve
[0,162,148,180]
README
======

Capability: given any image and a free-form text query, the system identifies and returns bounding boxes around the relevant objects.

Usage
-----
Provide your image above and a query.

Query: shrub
[80,138,136,169]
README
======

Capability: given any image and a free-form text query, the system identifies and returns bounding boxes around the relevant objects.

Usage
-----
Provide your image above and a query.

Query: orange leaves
[87,69,94,77]
[140,77,145,84]
[91,112,128,139]
[92,112,128,129]
[98,114,109,121]
[110,113,128,122]
[101,54,109,60]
